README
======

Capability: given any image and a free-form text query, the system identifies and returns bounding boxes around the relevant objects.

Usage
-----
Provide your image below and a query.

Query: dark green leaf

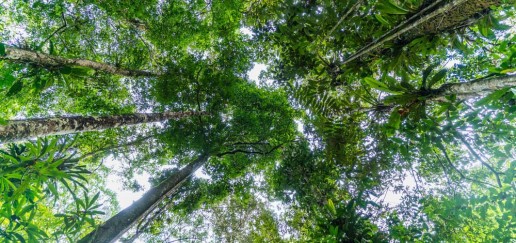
[427,69,447,89]
[0,43,5,56]
[6,81,23,96]
[59,66,72,75]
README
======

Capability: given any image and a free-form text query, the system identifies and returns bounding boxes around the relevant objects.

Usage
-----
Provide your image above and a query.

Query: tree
[1,0,515,241]
[79,154,209,243]
[0,111,203,143]
[1,46,159,77]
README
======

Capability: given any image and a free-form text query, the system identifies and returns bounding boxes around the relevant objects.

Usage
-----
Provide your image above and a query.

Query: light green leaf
[327,199,337,215]
[374,14,391,26]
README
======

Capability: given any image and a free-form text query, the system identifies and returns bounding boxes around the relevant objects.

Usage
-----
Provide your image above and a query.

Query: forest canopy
[0,0,515,242]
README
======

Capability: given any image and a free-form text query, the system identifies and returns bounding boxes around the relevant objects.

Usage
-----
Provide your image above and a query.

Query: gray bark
[431,74,516,101]
[341,0,499,66]
[78,154,210,243]
[1,46,159,77]
[0,111,203,144]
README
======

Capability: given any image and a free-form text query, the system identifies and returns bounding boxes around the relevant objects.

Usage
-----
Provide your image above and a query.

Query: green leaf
[59,66,72,75]
[427,69,447,89]
[377,0,410,15]
[387,108,402,130]
[374,14,391,26]
[475,88,510,106]
[49,40,54,55]
[6,81,23,97]
[0,43,5,56]
[327,199,337,215]
[364,77,400,94]
[422,63,439,88]
[0,117,8,125]
[12,232,26,243]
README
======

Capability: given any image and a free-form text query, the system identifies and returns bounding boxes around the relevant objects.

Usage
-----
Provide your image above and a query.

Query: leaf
[427,69,447,89]
[364,77,400,94]
[374,14,391,26]
[377,0,410,15]
[49,40,54,55]
[0,117,8,125]
[422,63,439,88]
[59,66,72,75]
[0,43,5,56]
[327,199,337,215]
[6,81,23,96]
[387,108,402,130]
[383,94,416,105]
[12,232,26,243]
[475,88,510,106]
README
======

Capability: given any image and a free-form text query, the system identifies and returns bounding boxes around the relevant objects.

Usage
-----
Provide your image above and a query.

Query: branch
[430,74,516,101]
[124,201,169,243]
[38,13,68,49]
[73,134,156,162]
[436,142,497,188]
[1,46,160,77]
[217,143,284,157]
[324,0,363,41]
[455,133,503,187]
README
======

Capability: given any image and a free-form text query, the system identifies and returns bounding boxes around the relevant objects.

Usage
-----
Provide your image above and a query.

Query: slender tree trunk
[1,46,159,77]
[341,0,499,66]
[0,111,204,144]
[78,153,210,243]
[431,74,516,101]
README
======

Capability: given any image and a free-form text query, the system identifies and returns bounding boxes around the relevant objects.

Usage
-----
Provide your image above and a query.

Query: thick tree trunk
[1,46,159,77]
[78,154,210,243]
[0,111,203,143]
[341,0,500,66]
[401,0,500,41]
[431,74,516,101]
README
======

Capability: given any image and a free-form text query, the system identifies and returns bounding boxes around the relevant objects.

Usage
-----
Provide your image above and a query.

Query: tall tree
[1,0,515,241]
[79,154,209,243]
[0,111,203,143]
[1,45,159,77]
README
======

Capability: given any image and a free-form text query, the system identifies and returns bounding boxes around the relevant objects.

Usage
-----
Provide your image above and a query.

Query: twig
[436,141,497,188]
[217,143,284,157]
[455,133,503,187]
[38,13,68,49]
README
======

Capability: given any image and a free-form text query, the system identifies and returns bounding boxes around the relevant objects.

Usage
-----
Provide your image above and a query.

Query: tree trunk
[78,153,210,243]
[402,0,500,41]
[341,0,500,66]
[431,74,516,101]
[0,111,203,144]
[1,46,159,77]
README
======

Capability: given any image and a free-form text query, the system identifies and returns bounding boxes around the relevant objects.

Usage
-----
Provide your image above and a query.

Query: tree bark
[0,111,204,144]
[431,74,516,101]
[78,153,210,243]
[401,0,500,41]
[341,0,500,66]
[1,46,159,77]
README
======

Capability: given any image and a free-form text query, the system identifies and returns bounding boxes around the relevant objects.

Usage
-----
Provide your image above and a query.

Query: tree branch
[436,143,497,188]
[455,133,503,187]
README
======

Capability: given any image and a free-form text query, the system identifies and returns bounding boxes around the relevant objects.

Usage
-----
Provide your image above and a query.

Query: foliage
[0,0,515,241]
[0,138,103,242]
